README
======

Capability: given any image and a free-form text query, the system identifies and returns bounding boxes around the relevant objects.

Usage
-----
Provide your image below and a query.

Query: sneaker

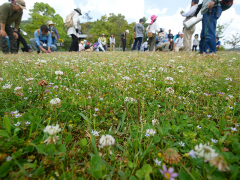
[37,50,40,54]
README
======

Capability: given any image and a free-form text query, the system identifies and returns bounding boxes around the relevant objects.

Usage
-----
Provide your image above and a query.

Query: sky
[1,0,240,45]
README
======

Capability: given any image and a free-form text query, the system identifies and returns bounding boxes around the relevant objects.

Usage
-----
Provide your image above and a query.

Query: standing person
[147,15,160,52]
[168,29,174,50]
[30,25,56,53]
[192,34,199,51]
[216,36,221,51]
[120,30,129,51]
[48,21,60,52]
[101,33,107,51]
[132,18,144,51]
[181,0,199,51]
[67,8,82,52]
[199,0,223,54]
[173,32,185,52]
[109,34,115,51]
[0,0,27,54]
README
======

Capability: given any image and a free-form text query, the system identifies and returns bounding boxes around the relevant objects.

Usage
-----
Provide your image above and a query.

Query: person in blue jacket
[216,36,221,51]
[29,25,56,54]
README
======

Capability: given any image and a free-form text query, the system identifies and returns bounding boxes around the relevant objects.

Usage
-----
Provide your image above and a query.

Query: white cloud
[146,7,168,15]
[78,0,144,23]
[15,0,77,21]
[235,0,240,5]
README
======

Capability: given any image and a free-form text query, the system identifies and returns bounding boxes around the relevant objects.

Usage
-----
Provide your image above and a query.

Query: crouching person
[30,25,56,54]
[155,29,170,52]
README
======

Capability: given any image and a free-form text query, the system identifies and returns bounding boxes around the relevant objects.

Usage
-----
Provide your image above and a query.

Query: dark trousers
[16,29,29,52]
[69,34,79,52]
[132,37,143,51]
[0,24,18,53]
[122,39,126,51]
[192,45,197,51]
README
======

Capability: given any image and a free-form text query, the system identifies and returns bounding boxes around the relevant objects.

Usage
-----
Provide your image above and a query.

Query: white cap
[178,31,182,34]
[126,30,129,34]
[180,32,184,35]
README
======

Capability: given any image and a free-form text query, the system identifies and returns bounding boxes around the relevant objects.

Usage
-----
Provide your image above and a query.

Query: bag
[65,13,73,29]
[147,32,153,38]
[93,43,98,50]
[221,0,233,11]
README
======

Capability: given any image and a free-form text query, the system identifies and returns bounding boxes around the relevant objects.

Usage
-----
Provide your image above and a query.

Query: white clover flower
[14,87,22,91]
[154,159,162,166]
[179,70,184,73]
[14,122,21,126]
[152,119,159,126]
[99,135,115,148]
[211,139,218,144]
[53,85,58,89]
[158,67,164,72]
[179,141,185,147]
[197,125,202,129]
[25,78,34,81]
[25,121,31,126]
[229,106,234,110]
[146,129,156,136]
[231,127,238,132]
[225,77,232,81]
[189,90,194,94]
[2,84,12,89]
[194,143,219,161]
[169,59,175,63]
[55,71,64,76]
[207,115,212,118]
[188,150,196,158]
[122,76,131,81]
[50,98,61,106]
[124,97,136,103]
[0,78,3,81]
[164,77,174,84]
[166,87,174,94]
[94,108,99,112]
[43,124,61,144]
[235,124,239,127]
[6,156,12,161]
[145,134,150,137]
[177,66,184,69]
[91,130,99,136]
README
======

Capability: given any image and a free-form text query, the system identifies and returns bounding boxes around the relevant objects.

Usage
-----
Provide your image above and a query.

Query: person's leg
[155,44,164,51]
[123,40,126,51]
[175,47,180,52]
[113,45,115,51]
[144,48,148,51]
[69,35,76,52]
[5,25,18,53]
[30,38,40,51]
[199,12,209,53]
[138,37,143,51]
[149,34,156,52]
[164,42,170,51]
[52,37,57,52]
[50,45,57,52]
[18,30,29,52]
[110,45,112,51]
[179,46,185,51]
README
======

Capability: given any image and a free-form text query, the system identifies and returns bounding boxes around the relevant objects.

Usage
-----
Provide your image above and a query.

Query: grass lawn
[0,51,239,180]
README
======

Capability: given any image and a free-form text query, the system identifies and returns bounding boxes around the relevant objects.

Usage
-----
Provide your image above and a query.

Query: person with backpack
[132,18,145,51]
[121,30,129,51]
[48,21,60,52]
[29,25,56,53]
[147,15,160,52]
[0,0,27,54]
[198,0,232,54]
[66,8,82,52]
[109,34,115,51]
[181,0,199,51]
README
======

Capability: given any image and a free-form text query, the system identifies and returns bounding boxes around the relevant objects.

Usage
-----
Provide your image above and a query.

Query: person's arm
[14,12,23,30]
[133,25,136,32]
[34,30,47,52]
[47,32,52,48]
[72,12,79,30]
[55,28,60,39]
[173,43,177,51]
[0,23,7,37]
[181,6,196,17]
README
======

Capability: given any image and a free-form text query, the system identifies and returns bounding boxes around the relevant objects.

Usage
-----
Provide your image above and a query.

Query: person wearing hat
[155,29,170,52]
[216,37,221,51]
[132,18,145,51]
[147,15,160,51]
[101,33,107,51]
[67,8,82,52]
[0,0,26,53]
[192,34,199,51]
[181,0,199,51]
[173,32,185,52]
[120,30,129,51]
[48,21,60,52]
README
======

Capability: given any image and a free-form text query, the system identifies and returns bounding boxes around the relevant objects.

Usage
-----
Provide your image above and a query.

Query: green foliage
[23,2,66,41]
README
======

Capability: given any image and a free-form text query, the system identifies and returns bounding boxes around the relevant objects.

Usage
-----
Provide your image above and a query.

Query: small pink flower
[159,164,178,180]
[73,84,77,87]
[45,89,50,93]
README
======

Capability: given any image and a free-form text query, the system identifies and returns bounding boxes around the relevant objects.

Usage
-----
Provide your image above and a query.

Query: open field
[0,51,240,180]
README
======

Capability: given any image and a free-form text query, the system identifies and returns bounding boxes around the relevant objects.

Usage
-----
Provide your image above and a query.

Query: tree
[224,33,240,50]
[23,3,66,41]
[216,20,232,39]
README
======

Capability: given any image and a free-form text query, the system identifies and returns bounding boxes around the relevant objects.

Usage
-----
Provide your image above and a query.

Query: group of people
[0,0,230,54]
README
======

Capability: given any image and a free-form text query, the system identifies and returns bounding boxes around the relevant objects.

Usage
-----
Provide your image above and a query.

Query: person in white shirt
[140,41,149,51]
[109,34,115,51]
[147,15,160,51]
[181,0,199,51]
[173,32,185,52]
